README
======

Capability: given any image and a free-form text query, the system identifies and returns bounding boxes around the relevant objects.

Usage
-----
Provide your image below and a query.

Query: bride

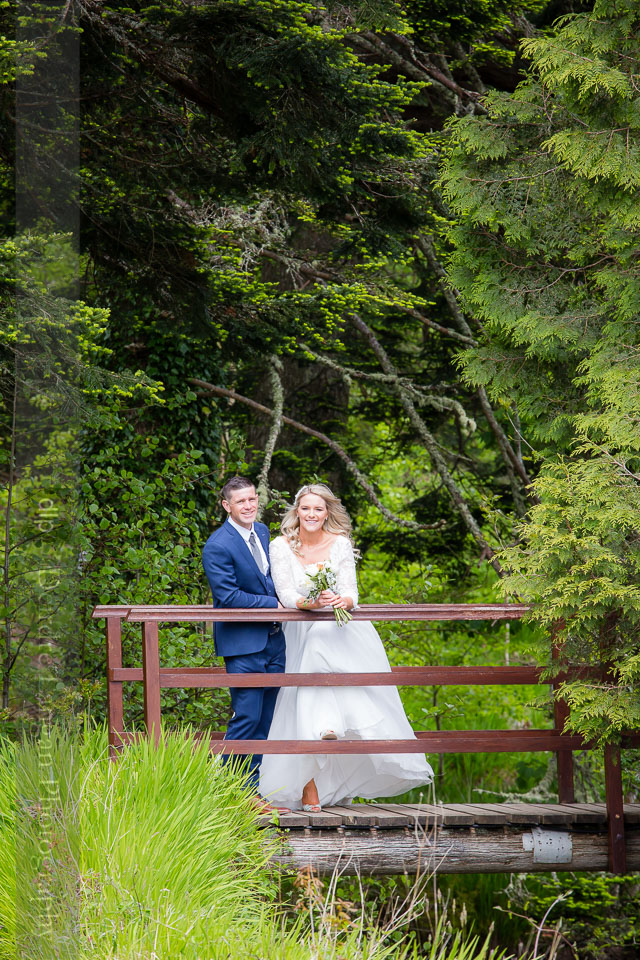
[259,483,433,811]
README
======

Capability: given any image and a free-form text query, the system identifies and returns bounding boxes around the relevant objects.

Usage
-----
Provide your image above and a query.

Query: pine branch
[399,304,477,346]
[415,234,536,497]
[413,234,476,337]
[300,343,476,429]
[261,249,477,346]
[78,2,223,117]
[350,314,505,574]
[353,31,488,114]
[188,378,445,533]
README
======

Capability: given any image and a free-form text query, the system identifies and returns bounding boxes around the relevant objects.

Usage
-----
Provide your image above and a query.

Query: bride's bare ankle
[301,778,319,806]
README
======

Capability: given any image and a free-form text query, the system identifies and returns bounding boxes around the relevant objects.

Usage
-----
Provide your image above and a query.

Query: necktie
[248,531,266,574]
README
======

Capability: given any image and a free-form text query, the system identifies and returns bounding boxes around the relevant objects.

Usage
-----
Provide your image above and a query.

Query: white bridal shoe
[320,729,338,740]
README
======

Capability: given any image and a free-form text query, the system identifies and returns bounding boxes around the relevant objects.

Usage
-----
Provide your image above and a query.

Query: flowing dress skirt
[259,617,434,809]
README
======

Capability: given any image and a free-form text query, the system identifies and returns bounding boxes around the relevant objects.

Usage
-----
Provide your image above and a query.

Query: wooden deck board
[497,802,577,824]
[367,804,416,827]
[442,803,508,825]
[267,802,640,830]
[329,804,378,827]
[302,809,345,828]
[549,803,607,824]
[406,803,470,826]
[272,811,310,828]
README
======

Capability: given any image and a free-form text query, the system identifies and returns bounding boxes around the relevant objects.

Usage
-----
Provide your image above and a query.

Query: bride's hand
[317,589,338,607]
[329,596,349,610]
[319,590,350,610]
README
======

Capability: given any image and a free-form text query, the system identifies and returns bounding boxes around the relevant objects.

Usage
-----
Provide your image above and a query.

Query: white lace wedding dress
[259,535,434,809]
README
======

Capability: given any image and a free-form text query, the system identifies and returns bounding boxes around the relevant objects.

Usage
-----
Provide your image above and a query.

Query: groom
[201,476,289,814]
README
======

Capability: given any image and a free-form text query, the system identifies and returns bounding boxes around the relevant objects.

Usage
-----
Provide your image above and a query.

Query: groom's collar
[227,516,256,542]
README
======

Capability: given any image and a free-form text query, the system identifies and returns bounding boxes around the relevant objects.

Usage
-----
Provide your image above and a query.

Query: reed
[0,723,519,960]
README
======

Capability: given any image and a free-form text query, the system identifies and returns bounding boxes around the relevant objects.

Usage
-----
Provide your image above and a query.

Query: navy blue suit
[201,519,285,790]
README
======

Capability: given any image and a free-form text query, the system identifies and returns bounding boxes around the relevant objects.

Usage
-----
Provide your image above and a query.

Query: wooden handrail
[107,665,602,686]
[93,603,531,622]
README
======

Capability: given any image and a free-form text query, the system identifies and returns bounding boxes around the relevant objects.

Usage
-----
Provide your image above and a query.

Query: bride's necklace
[298,533,333,561]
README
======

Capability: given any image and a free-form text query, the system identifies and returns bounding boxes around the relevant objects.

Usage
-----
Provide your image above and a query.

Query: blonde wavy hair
[281,483,359,556]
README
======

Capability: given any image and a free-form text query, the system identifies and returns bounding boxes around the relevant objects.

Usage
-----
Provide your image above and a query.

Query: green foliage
[0,233,159,431]
[0,231,163,716]
[2,725,278,959]
[71,439,230,728]
[440,0,640,744]
[0,723,517,960]
[499,453,640,743]
[440,0,640,452]
[506,871,640,958]
[405,0,545,63]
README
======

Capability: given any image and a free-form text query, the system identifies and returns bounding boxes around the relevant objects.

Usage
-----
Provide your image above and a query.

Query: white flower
[305,563,319,576]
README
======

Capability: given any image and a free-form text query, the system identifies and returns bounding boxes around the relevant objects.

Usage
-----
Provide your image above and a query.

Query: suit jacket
[201,519,280,657]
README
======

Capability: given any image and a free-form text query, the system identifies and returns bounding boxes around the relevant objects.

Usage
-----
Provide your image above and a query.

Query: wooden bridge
[93,603,640,875]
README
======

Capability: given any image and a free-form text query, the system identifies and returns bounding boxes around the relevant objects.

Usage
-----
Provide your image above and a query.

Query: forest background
[2,0,640,955]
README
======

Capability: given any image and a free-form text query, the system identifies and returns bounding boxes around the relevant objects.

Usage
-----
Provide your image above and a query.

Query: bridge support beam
[271,827,640,876]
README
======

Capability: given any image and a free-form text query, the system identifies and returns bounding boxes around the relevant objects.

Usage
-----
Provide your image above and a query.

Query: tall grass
[2,724,281,958]
[0,724,518,959]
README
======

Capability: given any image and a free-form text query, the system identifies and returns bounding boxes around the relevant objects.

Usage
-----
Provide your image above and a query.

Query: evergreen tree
[440,0,640,741]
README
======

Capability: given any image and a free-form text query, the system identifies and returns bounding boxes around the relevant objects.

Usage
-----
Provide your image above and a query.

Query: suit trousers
[222,628,286,791]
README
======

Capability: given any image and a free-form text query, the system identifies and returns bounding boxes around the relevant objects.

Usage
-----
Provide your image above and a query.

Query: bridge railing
[93,603,638,872]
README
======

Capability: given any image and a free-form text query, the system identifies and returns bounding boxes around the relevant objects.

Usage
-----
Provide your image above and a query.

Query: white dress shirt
[227,516,269,573]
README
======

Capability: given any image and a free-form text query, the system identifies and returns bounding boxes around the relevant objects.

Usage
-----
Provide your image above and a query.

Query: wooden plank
[105,729,588,756]
[391,803,443,825]
[105,616,124,757]
[268,811,309,829]
[473,803,540,824]
[554,701,575,802]
[303,809,345,829]
[548,803,606,824]
[605,744,626,872]
[552,641,576,803]
[475,803,567,826]
[367,804,416,827]
[109,665,544,686]
[503,803,573,826]
[443,804,508,825]
[563,802,612,824]
[122,603,531,623]
[142,621,161,746]
[207,732,585,755]
[412,803,473,826]
[108,729,574,753]
[109,665,599,687]
[328,805,378,828]
[92,605,131,618]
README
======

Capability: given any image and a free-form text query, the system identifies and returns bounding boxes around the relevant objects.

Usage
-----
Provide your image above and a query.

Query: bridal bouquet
[305,563,353,627]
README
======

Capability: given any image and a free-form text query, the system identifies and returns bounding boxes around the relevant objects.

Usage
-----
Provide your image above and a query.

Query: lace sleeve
[335,537,359,608]
[269,537,303,609]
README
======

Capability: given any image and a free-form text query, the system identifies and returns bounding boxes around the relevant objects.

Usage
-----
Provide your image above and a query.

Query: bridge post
[554,697,575,803]
[605,744,626,873]
[142,620,162,746]
[105,613,125,759]
[552,635,575,803]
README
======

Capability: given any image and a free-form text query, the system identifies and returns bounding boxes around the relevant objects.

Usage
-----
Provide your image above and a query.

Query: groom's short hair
[220,475,255,502]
